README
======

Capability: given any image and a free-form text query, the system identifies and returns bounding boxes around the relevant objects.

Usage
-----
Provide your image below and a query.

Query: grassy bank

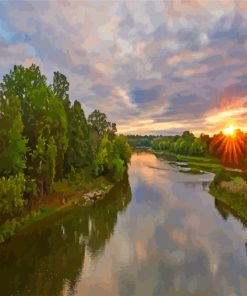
[153,149,247,225]
[0,173,114,244]
[209,172,247,226]
[153,150,223,173]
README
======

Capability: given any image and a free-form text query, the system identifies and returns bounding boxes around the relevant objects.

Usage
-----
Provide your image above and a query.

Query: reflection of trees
[215,198,247,258]
[214,198,247,229]
[87,176,132,254]
[214,199,229,221]
[0,176,132,296]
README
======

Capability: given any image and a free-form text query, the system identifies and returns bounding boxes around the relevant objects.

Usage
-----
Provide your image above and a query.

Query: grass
[209,180,247,226]
[154,150,223,173]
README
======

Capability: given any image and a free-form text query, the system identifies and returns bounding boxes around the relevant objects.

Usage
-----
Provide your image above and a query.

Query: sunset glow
[210,129,247,167]
[223,125,236,136]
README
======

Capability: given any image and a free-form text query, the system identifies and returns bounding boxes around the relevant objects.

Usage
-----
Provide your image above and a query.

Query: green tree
[113,135,131,166]
[52,71,70,110]
[88,110,111,137]
[0,95,27,176]
[92,135,109,176]
[0,65,68,184]
[30,136,57,197]
[64,100,90,173]
[0,64,47,140]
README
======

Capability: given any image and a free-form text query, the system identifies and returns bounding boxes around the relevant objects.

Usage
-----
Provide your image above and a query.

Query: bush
[212,170,231,185]
[0,174,26,223]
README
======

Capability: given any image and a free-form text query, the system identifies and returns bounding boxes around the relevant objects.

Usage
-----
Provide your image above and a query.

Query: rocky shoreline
[82,189,109,204]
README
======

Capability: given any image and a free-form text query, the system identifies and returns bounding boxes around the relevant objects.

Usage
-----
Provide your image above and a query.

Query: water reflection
[0,177,131,296]
[0,152,247,296]
[214,199,230,221]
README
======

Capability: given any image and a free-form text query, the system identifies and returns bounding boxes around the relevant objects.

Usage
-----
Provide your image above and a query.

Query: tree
[92,135,110,176]
[64,100,90,173]
[0,64,47,139]
[0,65,68,188]
[200,133,211,148]
[113,135,131,166]
[182,131,195,141]
[52,71,70,110]
[88,110,111,137]
[0,95,27,176]
[30,136,57,197]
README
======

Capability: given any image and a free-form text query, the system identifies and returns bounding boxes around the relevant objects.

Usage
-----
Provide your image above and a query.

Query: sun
[223,125,236,136]
[210,126,247,167]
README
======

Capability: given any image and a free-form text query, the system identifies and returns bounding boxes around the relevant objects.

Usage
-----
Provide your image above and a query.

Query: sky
[0,0,247,135]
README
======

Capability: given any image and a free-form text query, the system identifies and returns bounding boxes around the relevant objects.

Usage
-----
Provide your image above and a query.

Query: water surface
[0,152,247,295]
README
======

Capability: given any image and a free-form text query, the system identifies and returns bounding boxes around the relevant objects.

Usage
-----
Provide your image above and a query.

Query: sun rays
[210,128,247,167]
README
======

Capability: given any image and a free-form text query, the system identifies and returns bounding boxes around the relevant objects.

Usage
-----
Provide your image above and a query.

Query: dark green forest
[0,64,131,240]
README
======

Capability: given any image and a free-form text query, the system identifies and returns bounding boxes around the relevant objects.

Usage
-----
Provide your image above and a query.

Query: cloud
[0,0,247,134]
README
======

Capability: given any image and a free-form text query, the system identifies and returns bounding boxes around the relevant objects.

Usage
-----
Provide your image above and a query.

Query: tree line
[0,64,131,225]
[127,135,159,148]
[151,130,247,168]
[152,131,208,157]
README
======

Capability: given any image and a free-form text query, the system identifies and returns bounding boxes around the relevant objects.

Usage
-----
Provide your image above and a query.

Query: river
[0,152,247,295]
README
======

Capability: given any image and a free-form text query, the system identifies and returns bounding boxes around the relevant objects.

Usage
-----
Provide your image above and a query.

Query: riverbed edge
[0,177,115,244]
[151,149,247,226]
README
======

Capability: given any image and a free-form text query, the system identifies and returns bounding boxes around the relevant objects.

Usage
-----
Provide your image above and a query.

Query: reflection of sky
[76,152,247,295]
[2,1,247,134]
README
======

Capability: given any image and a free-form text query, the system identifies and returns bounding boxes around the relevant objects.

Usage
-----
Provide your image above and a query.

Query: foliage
[52,71,70,109]
[0,174,26,223]
[0,95,27,176]
[127,135,159,148]
[64,100,90,173]
[152,131,207,157]
[0,64,132,240]
[92,134,131,181]
[30,136,57,196]
[113,135,132,166]
[88,109,111,137]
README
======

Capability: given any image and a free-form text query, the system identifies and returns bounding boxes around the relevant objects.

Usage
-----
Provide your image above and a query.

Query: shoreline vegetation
[0,174,115,244]
[0,64,131,243]
[128,134,247,228]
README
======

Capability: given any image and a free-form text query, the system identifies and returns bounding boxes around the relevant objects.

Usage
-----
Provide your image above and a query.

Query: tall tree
[0,95,27,176]
[30,136,57,197]
[88,110,111,137]
[64,100,90,173]
[52,71,70,110]
[0,65,68,189]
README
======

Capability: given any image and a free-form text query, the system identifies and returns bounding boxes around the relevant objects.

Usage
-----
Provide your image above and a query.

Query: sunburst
[210,129,247,167]
[223,125,236,136]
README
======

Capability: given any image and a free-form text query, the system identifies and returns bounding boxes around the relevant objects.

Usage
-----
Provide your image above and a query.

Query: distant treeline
[0,64,131,226]
[152,131,208,157]
[127,133,206,155]
[127,135,160,148]
[128,130,247,169]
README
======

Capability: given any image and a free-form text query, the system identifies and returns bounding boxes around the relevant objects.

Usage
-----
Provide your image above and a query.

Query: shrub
[0,174,26,223]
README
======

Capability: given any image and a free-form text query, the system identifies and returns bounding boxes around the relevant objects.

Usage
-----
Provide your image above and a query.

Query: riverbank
[0,174,114,244]
[153,150,223,173]
[153,149,247,225]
